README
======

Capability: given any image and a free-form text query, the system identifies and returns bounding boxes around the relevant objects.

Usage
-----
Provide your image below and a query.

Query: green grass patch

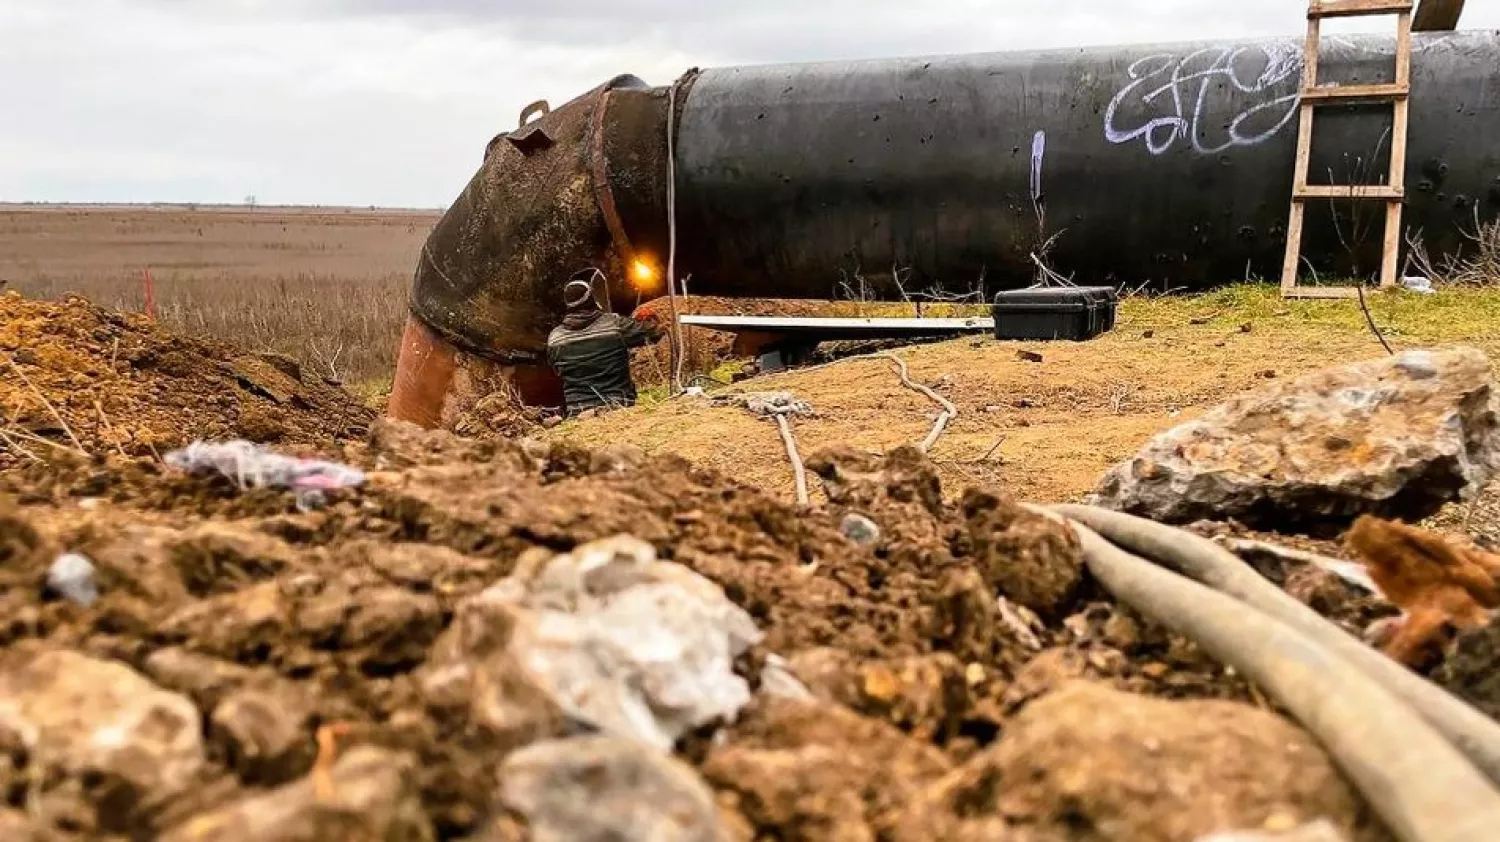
[635,383,674,408]
[1123,283,1500,344]
[348,375,394,409]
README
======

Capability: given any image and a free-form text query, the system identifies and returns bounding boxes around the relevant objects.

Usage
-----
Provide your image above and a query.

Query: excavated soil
[0,421,1400,841]
[1437,614,1500,721]
[0,298,1417,841]
[0,292,372,470]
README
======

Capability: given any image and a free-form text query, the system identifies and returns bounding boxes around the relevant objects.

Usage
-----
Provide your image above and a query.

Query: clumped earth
[0,293,372,470]
[0,298,1461,841]
[1437,614,1500,721]
[0,420,1399,842]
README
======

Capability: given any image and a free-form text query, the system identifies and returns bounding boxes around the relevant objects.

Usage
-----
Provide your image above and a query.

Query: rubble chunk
[161,746,433,842]
[929,566,999,663]
[339,586,445,671]
[1345,514,1500,667]
[960,488,1084,619]
[421,535,762,751]
[0,648,206,831]
[1091,347,1500,529]
[839,513,882,545]
[788,648,969,742]
[807,445,944,517]
[702,697,952,842]
[918,682,1368,842]
[498,736,729,842]
[168,523,298,597]
[143,647,256,711]
[759,654,814,700]
[210,684,313,786]
[162,581,291,660]
[1435,611,1500,721]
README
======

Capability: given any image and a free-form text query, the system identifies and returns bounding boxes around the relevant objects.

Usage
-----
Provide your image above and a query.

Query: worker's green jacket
[545,309,664,415]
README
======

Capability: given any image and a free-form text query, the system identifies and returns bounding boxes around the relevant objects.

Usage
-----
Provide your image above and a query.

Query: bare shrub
[1406,210,1500,288]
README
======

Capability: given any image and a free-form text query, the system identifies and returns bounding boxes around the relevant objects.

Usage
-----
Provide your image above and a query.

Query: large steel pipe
[673,30,1500,295]
[391,30,1500,424]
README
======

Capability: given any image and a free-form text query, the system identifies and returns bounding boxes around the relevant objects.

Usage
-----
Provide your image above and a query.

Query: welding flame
[631,259,658,288]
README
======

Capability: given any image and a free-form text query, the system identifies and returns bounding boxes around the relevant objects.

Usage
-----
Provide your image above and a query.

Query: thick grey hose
[873,353,957,453]
[1066,521,1500,842]
[796,353,957,452]
[1052,503,1500,787]
[773,413,810,506]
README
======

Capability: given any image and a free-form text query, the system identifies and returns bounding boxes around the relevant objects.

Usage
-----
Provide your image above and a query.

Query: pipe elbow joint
[391,74,676,425]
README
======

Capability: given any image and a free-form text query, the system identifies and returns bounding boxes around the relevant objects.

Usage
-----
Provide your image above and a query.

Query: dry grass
[1443,218,1500,287]
[1,205,437,401]
[17,270,410,399]
[1407,214,1500,289]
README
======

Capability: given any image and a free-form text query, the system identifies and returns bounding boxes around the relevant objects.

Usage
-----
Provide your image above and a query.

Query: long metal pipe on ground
[391,30,1500,424]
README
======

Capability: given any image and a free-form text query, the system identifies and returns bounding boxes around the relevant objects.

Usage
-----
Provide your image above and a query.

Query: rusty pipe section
[391,30,1500,426]
[390,73,677,422]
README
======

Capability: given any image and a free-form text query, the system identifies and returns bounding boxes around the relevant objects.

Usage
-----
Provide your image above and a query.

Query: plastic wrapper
[164,440,364,510]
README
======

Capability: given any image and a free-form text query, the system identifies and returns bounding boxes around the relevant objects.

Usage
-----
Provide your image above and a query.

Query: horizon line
[0,201,445,213]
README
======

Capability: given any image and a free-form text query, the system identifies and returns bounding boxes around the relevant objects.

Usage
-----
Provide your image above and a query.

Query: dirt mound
[1436,613,1500,720]
[891,681,1381,842]
[0,411,1397,841]
[0,292,372,470]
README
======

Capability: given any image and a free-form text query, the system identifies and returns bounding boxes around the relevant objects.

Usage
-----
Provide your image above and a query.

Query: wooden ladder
[1280,0,1414,299]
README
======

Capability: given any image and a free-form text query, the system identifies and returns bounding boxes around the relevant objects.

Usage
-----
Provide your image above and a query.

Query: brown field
[6,203,1499,491]
[0,204,439,397]
[0,204,983,403]
[7,203,1500,842]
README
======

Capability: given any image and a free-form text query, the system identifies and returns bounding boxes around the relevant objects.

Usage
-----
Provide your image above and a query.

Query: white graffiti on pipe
[1104,43,1303,155]
[1030,129,1046,202]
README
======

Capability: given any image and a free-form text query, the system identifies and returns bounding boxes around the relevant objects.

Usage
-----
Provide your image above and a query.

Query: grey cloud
[4,0,1496,206]
[292,0,1301,63]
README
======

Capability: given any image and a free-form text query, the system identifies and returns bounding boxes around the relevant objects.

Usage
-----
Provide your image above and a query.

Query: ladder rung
[1294,185,1404,200]
[1302,83,1409,103]
[1413,0,1465,30]
[1309,0,1413,18]
[1283,287,1364,300]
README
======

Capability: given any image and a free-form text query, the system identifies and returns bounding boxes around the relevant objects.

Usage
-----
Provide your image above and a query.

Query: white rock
[1091,347,1500,528]
[46,553,99,606]
[500,736,729,842]
[423,535,762,752]
[759,654,814,700]
[839,512,882,545]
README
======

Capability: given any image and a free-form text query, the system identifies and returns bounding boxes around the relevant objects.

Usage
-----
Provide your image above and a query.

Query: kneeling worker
[545,269,667,417]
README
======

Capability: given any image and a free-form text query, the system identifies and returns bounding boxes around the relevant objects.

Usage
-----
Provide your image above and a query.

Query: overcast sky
[2,1,1494,208]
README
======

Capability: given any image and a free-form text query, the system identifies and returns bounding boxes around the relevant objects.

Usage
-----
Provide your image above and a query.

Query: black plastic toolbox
[991,286,1118,341]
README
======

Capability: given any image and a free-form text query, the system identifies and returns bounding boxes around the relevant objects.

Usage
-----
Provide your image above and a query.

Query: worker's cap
[563,278,594,308]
